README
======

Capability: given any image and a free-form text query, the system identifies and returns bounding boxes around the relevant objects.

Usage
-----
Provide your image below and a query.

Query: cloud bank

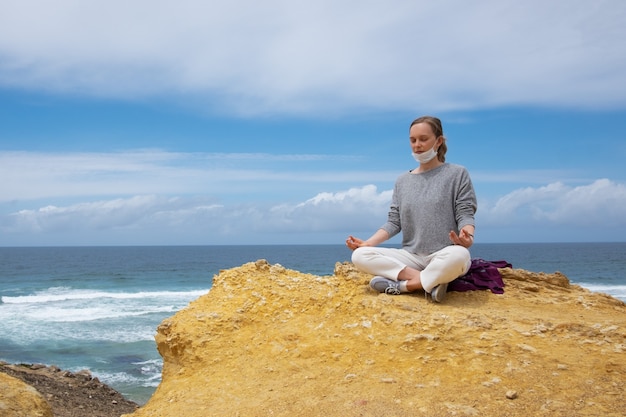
[2,179,625,245]
[484,179,626,226]
[1,0,625,115]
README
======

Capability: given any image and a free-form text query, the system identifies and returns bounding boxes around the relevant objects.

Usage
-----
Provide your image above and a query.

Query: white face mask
[412,145,438,164]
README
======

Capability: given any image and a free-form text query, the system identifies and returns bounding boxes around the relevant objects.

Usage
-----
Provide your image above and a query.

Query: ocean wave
[134,359,163,385]
[92,358,163,388]
[0,287,210,343]
[1,319,160,343]
[1,287,209,304]
[24,305,180,322]
[577,283,626,301]
[93,368,162,389]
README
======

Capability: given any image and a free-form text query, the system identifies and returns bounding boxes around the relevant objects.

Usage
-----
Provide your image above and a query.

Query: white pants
[351,245,471,293]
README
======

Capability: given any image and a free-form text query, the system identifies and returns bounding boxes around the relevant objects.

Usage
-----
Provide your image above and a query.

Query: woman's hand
[346,230,389,250]
[449,227,474,248]
[346,235,365,250]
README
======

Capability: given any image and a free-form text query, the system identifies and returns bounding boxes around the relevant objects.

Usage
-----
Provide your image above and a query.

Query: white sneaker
[369,276,402,295]
[430,283,448,303]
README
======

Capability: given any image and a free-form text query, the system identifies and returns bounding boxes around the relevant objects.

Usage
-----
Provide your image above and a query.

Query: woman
[346,116,477,303]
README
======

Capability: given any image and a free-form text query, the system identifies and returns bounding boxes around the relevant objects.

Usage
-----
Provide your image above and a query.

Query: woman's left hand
[449,228,474,248]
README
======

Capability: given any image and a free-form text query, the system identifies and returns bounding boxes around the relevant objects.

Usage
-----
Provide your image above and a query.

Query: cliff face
[0,372,53,417]
[126,260,626,417]
[0,363,139,417]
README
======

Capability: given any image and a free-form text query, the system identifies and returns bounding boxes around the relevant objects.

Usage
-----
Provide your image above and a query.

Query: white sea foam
[93,370,159,388]
[1,287,208,304]
[0,286,209,343]
[135,359,164,386]
[1,316,158,344]
[0,287,207,323]
[91,358,163,392]
[576,283,626,301]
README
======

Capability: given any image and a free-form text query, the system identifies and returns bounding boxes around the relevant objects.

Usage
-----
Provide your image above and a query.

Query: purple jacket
[448,259,512,294]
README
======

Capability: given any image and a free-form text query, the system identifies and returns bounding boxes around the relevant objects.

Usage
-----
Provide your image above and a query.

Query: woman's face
[409,122,440,154]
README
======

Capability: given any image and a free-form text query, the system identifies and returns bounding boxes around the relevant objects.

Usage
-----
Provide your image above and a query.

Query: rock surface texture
[0,363,139,417]
[0,372,53,417]
[125,260,626,417]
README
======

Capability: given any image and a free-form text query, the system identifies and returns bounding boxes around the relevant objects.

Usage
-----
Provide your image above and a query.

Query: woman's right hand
[345,235,364,250]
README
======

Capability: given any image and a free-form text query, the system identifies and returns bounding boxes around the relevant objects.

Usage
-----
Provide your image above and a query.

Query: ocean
[1,243,625,404]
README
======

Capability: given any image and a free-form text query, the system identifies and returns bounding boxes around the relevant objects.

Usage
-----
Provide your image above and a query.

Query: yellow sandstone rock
[0,372,53,417]
[126,260,626,417]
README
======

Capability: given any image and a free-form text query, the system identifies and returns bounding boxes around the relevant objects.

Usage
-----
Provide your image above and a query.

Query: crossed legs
[351,245,471,293]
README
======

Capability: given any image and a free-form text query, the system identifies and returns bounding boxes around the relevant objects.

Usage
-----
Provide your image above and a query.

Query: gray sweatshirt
[381,163,477,256]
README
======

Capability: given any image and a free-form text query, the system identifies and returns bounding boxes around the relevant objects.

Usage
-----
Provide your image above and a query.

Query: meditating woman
[345,116,477,303]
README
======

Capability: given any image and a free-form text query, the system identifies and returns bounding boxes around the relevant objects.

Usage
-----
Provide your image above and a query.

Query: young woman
[346,116,476,303]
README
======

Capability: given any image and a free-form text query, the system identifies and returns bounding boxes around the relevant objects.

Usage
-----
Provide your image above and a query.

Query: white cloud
[3,179,625,245]
[6,195,184,233]
[267,185,393,232]
[0,186,392,244]
[481,179,626,227]
[1,0,625,114]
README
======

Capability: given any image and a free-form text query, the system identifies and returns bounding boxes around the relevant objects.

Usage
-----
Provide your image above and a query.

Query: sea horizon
[2,240,626,247]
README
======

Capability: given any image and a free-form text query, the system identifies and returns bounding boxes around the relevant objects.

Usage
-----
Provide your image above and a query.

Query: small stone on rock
[506,390,518,400]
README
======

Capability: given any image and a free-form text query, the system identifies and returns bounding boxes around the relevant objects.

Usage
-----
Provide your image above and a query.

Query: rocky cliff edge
[125,260,626,417]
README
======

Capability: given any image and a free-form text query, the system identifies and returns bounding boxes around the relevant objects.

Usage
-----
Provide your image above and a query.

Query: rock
[0,363,138,417]
[75,369,92,380]
[125,260,626,417]
[0,372,53,417]
[506,390,519,400]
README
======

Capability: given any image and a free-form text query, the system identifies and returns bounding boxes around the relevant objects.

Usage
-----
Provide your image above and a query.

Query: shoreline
[0,361,140,417]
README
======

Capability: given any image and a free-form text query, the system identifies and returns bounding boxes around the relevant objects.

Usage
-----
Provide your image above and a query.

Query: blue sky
[1,0,625,246]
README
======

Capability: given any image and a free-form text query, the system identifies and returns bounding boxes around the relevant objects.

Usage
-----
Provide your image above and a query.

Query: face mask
[412,145,438,164]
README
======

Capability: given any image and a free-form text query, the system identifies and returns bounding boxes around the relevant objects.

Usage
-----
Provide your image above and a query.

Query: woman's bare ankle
[406,279,423,292]
[398,267,423,292]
